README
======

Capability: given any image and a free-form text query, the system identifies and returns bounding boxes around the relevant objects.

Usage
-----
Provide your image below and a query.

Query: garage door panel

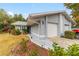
[47,23,58,37]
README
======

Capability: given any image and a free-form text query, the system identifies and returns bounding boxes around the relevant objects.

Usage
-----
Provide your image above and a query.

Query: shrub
[19,39,28,53]
[11,29,21,35]
[15,29,21,35]
[49,43,79,56]
[49,43,66,56]
[22,29,28,34]
[64,31,76,39]
[29,50,38,56]
[10,25,15,29]
[10,29,16,35]
[0,23,4,30]
[11,39,29,56]
[0,23,4,33]
[66,44,79,56]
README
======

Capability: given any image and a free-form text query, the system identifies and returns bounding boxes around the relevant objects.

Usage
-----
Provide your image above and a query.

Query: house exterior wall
[30,13,72,39]
[31,24,39,34]
[15,25,27,32]
[46,14,59,23]
[59,14,72,36]
[31,17,46,35]
[30,17,47,40]
[59,14,64,36]
[63,15,71,31]
[46,14,59,37]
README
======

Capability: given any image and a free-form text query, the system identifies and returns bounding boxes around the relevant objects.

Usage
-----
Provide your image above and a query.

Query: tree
[18,14,25,21]
[0,9,10,23]
[12,14,25,22]
[64,3,79,28]
[0,9,14,25]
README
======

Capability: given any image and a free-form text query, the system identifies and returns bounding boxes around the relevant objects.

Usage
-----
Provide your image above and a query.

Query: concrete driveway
[49,37,79,48]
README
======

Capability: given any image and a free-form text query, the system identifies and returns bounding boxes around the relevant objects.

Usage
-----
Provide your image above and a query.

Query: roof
[11,21,27,26]
[27,10,76,25]
[29,10,66,18]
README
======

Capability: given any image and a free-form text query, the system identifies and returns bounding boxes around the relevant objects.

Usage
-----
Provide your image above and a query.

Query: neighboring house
[11,21,27,32]
[26,10,76,49]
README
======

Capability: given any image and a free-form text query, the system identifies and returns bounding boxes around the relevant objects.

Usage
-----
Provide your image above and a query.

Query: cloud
[7,11,14,16]
[23,14,28,19]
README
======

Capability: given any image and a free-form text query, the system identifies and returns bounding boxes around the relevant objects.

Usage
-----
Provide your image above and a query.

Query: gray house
[11,21,27,32]
[26,10,75,49]
[27,11,75,39]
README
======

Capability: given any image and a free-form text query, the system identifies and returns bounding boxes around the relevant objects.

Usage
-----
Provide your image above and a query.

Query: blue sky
[0,3,71,18]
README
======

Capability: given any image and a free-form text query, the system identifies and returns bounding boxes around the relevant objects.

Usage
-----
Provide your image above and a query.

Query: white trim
[59,14,64,36]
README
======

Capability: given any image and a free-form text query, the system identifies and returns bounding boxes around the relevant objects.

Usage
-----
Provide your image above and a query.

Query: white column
[45,16,48,39]
[59,14,64,36]
[39,20,42,40]
[38,22,40,40]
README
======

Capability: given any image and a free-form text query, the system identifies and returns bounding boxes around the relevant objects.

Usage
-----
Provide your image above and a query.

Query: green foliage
[0,9,12,24]
[49,43,66,56]
[19,39,28,53]
[64,31,76,39]
[0,23,4,32]
[10,25,15,30]
[12,14,25,22]
[11,29,21,35]
[29,50,38,56]
[66,44,79,56]
[15,29,21,35]
[10,29,16,35]
[22,29,28,34]
[0,23,4,29]
[64,3,79,27]
[49,43,79,56]
[0,9,25,34]
[0,9,25,24]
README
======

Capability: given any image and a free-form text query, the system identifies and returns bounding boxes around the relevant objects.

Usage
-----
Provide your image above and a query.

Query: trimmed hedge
[64,31,76,39]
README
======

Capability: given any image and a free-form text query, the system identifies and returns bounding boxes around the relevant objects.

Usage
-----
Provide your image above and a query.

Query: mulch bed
[11,40,49,56]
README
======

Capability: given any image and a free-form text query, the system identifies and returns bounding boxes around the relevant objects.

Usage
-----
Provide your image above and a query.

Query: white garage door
[47,23,58,37]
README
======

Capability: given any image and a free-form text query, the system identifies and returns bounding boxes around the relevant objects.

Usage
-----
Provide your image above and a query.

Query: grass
[0,33,28,56]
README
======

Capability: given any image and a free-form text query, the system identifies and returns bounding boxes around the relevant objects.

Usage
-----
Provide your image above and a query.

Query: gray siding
[31,24,39,34]
[30,17,47,40]
[46,14,59,23]
[30,13,72,38]
[58,14,72,36]
[62,15,71,31]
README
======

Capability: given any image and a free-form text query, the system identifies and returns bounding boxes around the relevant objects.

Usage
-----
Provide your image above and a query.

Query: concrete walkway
[49,37,79,48]
[28,34,53,49]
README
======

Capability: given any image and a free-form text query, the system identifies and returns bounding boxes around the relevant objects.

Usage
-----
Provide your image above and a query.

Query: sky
[0,3,71,18]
